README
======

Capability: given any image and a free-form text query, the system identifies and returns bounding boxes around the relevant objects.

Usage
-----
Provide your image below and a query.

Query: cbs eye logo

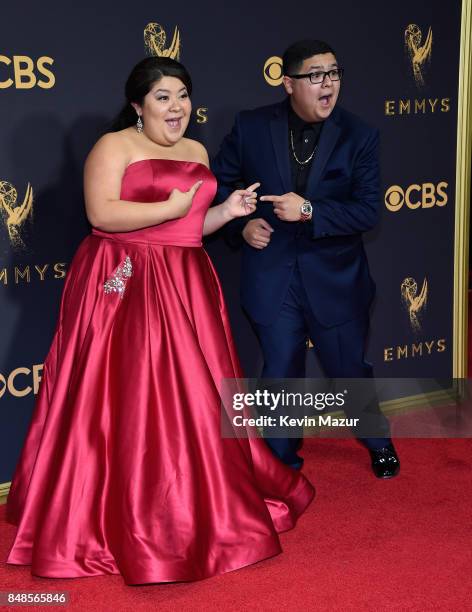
[0,55,55,89]
[263,56,283,86]
[385,181,448,211]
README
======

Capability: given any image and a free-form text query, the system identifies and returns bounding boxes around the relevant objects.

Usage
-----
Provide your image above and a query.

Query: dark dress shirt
[288,106,323,197]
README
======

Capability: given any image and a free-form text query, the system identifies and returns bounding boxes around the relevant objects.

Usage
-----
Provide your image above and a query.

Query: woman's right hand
[167,180,203,219]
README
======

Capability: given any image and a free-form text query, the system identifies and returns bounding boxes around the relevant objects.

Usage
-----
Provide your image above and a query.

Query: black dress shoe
[369,443,400,479]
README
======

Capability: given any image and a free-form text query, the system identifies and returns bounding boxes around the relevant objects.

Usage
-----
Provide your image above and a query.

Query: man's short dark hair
[282,40,336,75]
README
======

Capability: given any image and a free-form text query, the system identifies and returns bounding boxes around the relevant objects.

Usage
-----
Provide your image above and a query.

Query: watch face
[301,202,312,214]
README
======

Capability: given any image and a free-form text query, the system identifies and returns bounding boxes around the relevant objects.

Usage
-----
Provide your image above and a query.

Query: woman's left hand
[224,182,260,219]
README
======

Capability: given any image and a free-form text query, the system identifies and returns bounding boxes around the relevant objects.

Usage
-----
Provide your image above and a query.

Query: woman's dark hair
[282,40,336,75]
[109,56,192,131]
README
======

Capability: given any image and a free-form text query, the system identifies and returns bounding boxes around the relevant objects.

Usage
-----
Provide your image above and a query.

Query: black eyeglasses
[288,68,344,84]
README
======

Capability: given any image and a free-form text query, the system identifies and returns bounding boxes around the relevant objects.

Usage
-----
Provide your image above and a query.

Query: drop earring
[136,115,143,134]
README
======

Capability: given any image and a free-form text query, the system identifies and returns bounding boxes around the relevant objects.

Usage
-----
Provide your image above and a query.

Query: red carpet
[1,437,471,611]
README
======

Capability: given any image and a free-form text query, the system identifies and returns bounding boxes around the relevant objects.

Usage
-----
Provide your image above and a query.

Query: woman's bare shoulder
[181,138,209,167]
[86,129,134,169]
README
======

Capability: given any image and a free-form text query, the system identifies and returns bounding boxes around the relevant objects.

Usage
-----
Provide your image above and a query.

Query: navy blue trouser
[251,264,391,468]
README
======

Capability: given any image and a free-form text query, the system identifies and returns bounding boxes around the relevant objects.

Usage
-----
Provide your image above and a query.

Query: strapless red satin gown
[6,159,314,584]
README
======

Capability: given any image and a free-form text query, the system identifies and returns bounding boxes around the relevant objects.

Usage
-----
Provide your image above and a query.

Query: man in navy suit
[212,39,400,478]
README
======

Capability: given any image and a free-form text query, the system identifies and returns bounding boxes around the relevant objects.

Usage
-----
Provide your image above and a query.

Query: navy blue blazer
[211,100,380,328]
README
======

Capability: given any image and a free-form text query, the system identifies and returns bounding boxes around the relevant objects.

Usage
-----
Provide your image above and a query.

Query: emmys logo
[384,339,446,362]
[384,182,448,211]
[263,56,283,86]
[0,262,67,285]
[0,364,43,399]
[384,277,444,362]
[0,180,33,249]
[385,26,449,117]
[385,98,449,116]
[0,55,55,89]
[144,22,181,60]
[405,24,432,88]
[401,277,428,332]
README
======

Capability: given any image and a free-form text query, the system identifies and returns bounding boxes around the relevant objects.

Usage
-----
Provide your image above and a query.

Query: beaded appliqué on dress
[103,256,133,298]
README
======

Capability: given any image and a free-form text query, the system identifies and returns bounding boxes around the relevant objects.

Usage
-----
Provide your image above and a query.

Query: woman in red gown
[6,57,314,584]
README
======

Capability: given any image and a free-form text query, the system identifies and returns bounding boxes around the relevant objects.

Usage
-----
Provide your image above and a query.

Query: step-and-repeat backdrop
[0,0,468,483]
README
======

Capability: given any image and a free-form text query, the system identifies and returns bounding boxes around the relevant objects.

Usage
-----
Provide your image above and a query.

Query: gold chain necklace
[290,130,317,165]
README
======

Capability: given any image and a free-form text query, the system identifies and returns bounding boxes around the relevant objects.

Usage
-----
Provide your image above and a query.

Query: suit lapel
[306,108,341,195]
[269,103,292,193]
